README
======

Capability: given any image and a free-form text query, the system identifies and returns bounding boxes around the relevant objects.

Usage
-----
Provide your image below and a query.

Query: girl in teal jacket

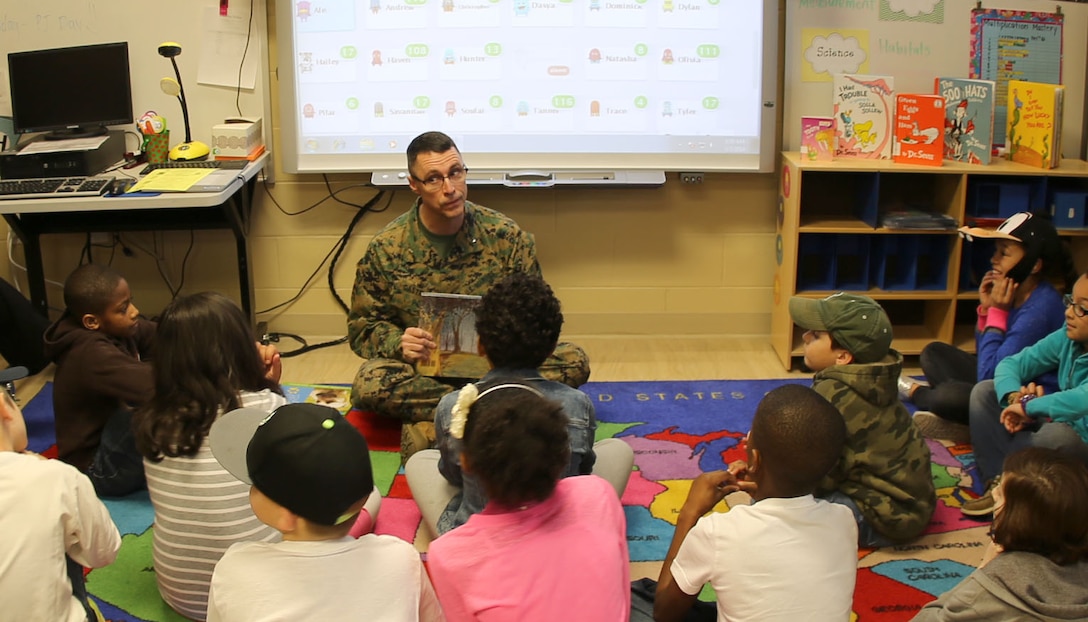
[966,271,1088,514]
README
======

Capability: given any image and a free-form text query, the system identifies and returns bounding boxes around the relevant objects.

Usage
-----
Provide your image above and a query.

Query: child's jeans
[821,491,894,549]
[87,408,145,497]
[968,379,1088,481]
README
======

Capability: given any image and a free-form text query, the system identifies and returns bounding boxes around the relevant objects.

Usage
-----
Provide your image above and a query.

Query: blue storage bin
[1053,190,1088,229]
[797,235,836,291]
[916,236,951,290]
[971,181,1031,218]
[835,235,871,290]
[872,236,918,290]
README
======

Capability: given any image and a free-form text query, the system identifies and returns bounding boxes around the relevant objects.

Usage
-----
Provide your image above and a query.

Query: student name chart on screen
[284,0,768,171]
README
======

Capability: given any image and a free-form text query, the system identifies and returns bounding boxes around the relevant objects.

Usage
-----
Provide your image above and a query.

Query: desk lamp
[158,42,210,161]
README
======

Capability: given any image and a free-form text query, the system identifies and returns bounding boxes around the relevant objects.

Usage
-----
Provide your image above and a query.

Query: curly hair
[407,131,458,171]
[749,384,846,496]
[991,447,1088,565]
[461,380,570,507]
[133,292,282,460]
[476,272,562,370]
[62,264,124,317]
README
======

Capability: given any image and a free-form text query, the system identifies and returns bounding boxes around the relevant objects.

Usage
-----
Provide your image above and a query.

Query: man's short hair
[749,384,846,495]
[476,272,562,370]
[62,264,124,318]
[406,131,459,171]
[992,447,1088,565]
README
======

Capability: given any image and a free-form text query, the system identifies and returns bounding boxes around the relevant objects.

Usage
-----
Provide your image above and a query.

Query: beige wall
[5,3,782,342]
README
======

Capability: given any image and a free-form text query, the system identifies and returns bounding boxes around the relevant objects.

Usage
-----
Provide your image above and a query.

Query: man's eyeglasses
[411,166,468,191]
[1064,294,1088,318]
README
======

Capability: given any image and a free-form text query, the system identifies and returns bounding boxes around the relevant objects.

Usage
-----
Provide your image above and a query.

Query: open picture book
[417,292,489,379]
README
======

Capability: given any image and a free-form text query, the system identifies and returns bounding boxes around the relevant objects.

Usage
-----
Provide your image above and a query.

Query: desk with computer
[0,41,266,321]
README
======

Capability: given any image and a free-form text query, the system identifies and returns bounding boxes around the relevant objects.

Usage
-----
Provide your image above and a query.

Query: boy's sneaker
[913,411,971,445]
[898,375,928,401]
[961,476,1001,517]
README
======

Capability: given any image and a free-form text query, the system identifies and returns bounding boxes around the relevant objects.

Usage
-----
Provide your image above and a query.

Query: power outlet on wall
[679,172,704,184]
[90,232,112,245]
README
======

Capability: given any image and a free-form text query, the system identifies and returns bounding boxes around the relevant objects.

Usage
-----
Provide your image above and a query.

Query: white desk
[0,153,268,321]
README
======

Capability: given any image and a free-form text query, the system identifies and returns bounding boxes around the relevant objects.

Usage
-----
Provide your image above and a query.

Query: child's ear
[748,447,761,477]
[835,348,854,365]
[276,507,301,534]
[81,313,101,331]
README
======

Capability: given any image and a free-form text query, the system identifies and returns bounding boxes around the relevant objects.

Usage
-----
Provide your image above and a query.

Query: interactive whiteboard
[276,0,780,176]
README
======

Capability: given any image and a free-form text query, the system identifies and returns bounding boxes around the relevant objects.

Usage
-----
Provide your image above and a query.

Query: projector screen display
[277,0,778,177]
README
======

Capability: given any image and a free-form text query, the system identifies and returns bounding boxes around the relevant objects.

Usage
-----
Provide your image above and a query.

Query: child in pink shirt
[426,381,629,621]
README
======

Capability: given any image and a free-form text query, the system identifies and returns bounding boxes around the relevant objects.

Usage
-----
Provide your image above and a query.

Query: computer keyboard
[0,176,114,200]
[139,160,247,175]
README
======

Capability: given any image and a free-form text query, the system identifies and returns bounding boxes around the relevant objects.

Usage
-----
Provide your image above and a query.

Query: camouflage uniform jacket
[348,199,541,360]
[812,350,936,542]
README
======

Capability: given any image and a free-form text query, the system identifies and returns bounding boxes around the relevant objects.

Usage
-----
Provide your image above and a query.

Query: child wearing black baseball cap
[207,403,444,621]
[903,212,1074,444]
[789,292,936,548]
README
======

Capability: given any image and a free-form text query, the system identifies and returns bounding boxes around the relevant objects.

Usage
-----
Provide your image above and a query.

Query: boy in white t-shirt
[655,384,859,622]
[0,366,122,622]
[207,402,444,622]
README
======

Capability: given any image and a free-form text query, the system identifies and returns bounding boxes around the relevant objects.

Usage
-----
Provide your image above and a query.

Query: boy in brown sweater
[43,264,155,496]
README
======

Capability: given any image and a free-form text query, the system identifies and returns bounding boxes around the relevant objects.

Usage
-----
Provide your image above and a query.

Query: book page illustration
[417,292,489,379]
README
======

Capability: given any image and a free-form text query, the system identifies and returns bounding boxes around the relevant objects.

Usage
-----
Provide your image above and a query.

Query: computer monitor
[7,42,133,140]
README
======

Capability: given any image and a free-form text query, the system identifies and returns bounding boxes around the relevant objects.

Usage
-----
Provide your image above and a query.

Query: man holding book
[347,131,590,461]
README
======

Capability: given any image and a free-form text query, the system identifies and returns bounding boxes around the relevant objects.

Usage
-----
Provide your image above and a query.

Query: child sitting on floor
[913,447,1088,620]
[0,366,122,622]
[208,402,441,621]
[962,270,1088,516]
[43,263,155,497]
[654,384,857,622]
[133,291,342,621]
[407,272,632,537]
[427,382,630,621]
[789,292,936,547]
[903,212,1073,444]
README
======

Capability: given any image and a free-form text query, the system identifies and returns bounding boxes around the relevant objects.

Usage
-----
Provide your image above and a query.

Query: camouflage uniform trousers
[351,342,591,463]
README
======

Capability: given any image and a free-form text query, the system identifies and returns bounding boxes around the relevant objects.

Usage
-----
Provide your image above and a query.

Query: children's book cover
[832,73,895,159]
[284,385,352,413]
[934,77,995,164]
[417,292,489,379]
[1006,80,1064,169]
[893,94,945,166]
[800,116,835,161]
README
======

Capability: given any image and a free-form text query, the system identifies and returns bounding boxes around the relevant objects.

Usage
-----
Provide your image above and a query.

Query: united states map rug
[22,380,988,621]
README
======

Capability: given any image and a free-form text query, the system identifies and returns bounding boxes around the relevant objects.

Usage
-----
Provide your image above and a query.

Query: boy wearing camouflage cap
[789,292,935,547]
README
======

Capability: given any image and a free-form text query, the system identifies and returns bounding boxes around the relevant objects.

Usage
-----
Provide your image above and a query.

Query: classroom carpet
[22,379,990,622]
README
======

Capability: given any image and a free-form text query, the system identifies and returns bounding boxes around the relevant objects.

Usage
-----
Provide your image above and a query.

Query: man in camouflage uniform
[348,131,590,461]
[788,293,936,547]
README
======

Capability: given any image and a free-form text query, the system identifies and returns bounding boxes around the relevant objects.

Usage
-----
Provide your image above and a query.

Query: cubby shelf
[773,152,1088,370]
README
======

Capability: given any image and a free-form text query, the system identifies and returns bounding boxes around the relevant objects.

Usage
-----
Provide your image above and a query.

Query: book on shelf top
[934,77,996,165]
[1005,80,1064,169]
[893,93,945,167]
[832,73,896,160]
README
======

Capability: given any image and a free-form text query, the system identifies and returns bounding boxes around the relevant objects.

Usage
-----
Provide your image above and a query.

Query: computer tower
[0,130,125,179]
